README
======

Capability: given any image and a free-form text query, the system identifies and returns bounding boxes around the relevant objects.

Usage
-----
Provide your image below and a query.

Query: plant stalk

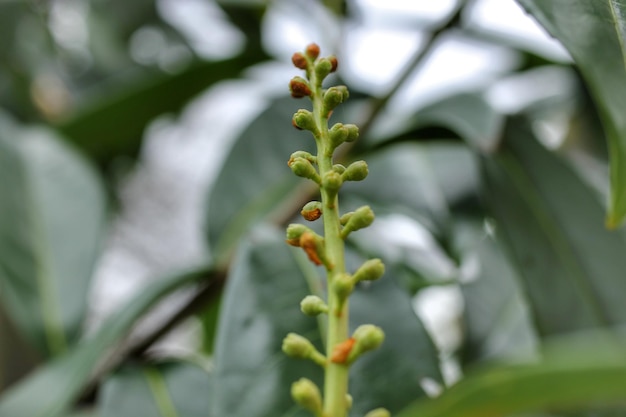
[311,69,350,417]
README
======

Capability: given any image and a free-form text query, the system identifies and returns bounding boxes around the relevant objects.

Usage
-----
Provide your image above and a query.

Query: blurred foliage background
[2,0,626,416]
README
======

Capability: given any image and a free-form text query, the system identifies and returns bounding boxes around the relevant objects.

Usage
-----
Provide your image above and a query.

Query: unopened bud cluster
[281,43,390,417]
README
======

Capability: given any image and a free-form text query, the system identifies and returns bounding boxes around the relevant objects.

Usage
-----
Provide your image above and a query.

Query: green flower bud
[305,43,320,59]
[332,164,346,174]
[301,201,323,221]
[342,160,368,182]
[365,408,391,417]
[300,295,328,316]
[286,223,313,246]
[283,332,327,367]
[323,86,349,114]
[329,123,349,148]
[344,124,359,142]
[341,205,375,238]
[346,394,353,410]
[289,76,312,98]
[289,151,317,165]
[315,58,333,80]
[322,170,343,196]
[353,258,385,282]
[339,211,353,226]
[282,332,316,358]
[291,378,323,415]
[333,273,354,302]
[289,157,321,183]
[292,109,318,133]
[347,324,385,364]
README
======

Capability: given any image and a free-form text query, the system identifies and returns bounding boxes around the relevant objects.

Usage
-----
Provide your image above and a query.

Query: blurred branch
[78,269,227,405]
[358,0,468,138]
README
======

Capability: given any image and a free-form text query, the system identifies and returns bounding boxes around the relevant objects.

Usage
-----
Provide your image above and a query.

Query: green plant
[4,1,626,417]
[281,44,386,417]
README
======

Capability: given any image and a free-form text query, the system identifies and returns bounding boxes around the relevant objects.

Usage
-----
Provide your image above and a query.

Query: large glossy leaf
[0,265,214,417]
[56,52,267,166]
[0,118,106,356]
[212,226,442,417]
[454,218,537,364]
[398,335,626,417]
[481,118,626,335]
[516,0,626,227]
[99,361,212,417]
[365,93,503,154]
[205,97,316,264]
[211,226,323,417]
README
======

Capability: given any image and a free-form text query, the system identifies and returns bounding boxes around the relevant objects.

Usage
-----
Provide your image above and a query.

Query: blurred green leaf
[365,93,502,153]
[344,143,451,234]
[99,361,212,417]
[211,226,323,417]
[0,118,106,356]
[398,335,626,417]
[211,226,441,417]
[0,265,214,417]
[348,260,444,416]
[0,305,41,391]
[481,118,626,335]
[454,217,538,364]
[205,97,315,264]
[516,0,626,227]
[57,53,268,166]
[411,93,503,153]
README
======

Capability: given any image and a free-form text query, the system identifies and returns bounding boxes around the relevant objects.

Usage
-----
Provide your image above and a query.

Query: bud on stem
[291,378,323,416]
[282,333,327,367]
[340,206,375,239]
[365,408,391,417]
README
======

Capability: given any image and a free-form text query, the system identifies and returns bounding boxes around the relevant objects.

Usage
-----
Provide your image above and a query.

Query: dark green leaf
[0,265,214,417]
[56,54,268,166]
[0,118,106,356]
[454,217,538,364]
[481,118,626,335]
[398,335,626,417]
[211,226,322,417]
[99,361,212,417]
[212,226,442,416]
[365,93,502,153]
[205,97,315,264]
[349,262,444,416]
[516,0,626,227]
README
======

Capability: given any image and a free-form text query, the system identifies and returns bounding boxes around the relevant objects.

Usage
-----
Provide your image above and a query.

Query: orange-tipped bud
[305,43,320,59]
[292,52,308,70]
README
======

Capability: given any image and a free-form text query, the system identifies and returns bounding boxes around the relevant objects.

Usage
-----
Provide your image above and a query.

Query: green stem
[311,68,350,417]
